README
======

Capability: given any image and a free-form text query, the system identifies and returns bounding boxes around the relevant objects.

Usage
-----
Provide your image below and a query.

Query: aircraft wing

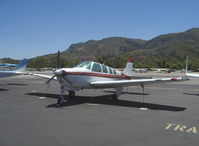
[90,77,189,88]
[186,73,199,78]
[29,73,57,80]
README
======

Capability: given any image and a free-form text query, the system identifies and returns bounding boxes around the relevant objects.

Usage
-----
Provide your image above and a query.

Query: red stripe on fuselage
[63,71,128,79]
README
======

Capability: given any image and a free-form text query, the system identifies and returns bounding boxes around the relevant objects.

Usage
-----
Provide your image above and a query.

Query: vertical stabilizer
[14,59,28,72]
[123,57,134,76]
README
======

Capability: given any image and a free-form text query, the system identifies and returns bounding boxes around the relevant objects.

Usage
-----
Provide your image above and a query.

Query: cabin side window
[113,70,116,75]
[102,65,108,73]
[108,67,113,74]
[92,63,102,72]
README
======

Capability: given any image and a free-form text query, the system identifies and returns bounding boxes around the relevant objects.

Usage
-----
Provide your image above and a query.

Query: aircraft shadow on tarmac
[103,91,150,95]
[0,88,8,91]
[26,92,186,111]
[0,83,27,91]
[7,83,27,86]
[183,93,199,96]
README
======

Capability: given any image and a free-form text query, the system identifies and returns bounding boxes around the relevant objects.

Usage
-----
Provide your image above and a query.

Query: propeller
[45,51,72,85]
[56,51,60,69]
[62,75,72,85]
[45,75,56,84]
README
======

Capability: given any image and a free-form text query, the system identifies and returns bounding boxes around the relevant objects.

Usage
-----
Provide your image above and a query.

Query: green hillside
[120,28,199,69]
[2,28,199,70]
[28,37,146,68]
[62,37,146,59]
[0,58,19,65]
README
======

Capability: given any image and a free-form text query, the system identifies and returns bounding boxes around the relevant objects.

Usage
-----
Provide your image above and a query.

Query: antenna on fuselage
[56,51,60,69]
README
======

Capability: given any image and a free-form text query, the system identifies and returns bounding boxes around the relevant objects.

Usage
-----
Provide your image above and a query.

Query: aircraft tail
[14,59,28,72]
[123,57,134,76]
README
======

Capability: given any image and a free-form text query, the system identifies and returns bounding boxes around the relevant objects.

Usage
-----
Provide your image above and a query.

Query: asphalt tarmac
[0,74,199,146]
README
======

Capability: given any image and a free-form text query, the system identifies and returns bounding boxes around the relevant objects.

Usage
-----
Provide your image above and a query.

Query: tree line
[27,55,199,71]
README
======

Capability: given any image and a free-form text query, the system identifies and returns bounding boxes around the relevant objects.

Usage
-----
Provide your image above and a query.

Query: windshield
[75,61,92,70]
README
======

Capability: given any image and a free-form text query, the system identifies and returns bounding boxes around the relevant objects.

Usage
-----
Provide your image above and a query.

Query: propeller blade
[61,75,72,85]
[56,51,60,69]
[45,75,56,84]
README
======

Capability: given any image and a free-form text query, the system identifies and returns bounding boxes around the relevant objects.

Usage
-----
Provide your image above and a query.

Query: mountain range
[1,28,199,69]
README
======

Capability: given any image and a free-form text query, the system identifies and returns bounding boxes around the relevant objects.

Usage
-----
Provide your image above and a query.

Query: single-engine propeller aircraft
[0,59,28,78]
[185,56,199,77]
[30,51,189,106]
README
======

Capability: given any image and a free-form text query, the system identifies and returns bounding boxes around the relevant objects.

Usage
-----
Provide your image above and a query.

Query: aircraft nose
[54,69,63,75]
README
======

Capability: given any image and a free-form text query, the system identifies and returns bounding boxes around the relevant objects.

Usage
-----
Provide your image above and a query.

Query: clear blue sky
[0,0,198,59]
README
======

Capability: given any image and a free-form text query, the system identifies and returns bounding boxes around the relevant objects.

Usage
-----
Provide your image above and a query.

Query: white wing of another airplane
[185,56,199,78]
[186,73,199,78]
[90,77,188,88]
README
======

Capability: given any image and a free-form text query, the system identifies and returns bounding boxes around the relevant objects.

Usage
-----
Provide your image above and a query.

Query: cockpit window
[92,63,102,72]
[75,61,92,70]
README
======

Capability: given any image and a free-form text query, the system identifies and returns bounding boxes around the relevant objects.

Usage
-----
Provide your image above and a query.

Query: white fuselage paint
[58,67,125,90]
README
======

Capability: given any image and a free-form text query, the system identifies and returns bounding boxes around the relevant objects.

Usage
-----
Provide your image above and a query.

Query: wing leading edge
[186,73,199,78]
[90,77,189,88]
[29,73,57,80]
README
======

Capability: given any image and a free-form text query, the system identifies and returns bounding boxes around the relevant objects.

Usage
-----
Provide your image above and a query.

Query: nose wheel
[57,86,65,106]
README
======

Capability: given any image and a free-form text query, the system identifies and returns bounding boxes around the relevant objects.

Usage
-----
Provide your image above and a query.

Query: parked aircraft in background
[30,51,189,106]
[185,56,199,77]
[0,59,28,78]
[0,63,17,68]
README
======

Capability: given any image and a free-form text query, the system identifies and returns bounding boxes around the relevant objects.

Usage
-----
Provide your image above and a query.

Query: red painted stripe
[63,71,128,79]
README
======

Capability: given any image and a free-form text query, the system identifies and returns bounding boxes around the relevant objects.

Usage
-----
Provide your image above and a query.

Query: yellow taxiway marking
[86,103,100,106]
[165,123,197,134]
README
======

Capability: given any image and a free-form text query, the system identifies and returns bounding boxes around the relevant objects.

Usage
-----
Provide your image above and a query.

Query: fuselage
[57,61,128,90]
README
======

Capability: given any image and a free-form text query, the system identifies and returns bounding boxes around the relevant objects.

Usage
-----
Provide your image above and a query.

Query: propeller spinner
[45,51,72,85]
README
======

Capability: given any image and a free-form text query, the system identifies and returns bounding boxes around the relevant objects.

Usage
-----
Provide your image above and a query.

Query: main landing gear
[111,87,123,101]
[111,94,118,101]
[69,91,75,97]
[140,83,148,110]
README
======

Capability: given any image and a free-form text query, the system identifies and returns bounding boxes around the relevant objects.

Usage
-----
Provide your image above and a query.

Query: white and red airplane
[30,52,189,105]
[185,56,199,77]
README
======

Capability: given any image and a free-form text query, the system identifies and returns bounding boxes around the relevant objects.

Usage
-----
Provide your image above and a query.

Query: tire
[69,91,75,97]
[111,94,118,101]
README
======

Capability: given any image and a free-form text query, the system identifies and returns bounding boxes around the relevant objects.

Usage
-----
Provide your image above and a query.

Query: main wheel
[111,94,118,101]
[57,98,64,106]
[69,91,75,97]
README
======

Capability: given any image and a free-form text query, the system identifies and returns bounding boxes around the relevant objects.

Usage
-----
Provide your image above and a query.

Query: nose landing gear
[57,90,76,106]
